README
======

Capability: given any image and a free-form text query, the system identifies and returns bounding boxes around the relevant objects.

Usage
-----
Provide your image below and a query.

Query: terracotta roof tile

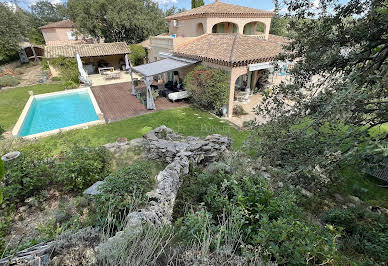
[44,42,130,58]
[174,33,287,66]
[166,1,274,20]
[40,19,74,29]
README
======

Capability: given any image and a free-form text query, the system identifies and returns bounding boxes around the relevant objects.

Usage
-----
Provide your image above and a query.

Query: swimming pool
[13,88,104,138]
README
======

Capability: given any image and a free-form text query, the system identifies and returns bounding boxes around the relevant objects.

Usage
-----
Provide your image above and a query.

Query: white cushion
[168,91,189,101]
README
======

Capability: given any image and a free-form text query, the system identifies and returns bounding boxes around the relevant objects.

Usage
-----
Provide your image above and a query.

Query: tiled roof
[40,19,74,29]
[166,1,274,20]
[46,40,87,46]
[44,42,131,58]
[174,33,288,67]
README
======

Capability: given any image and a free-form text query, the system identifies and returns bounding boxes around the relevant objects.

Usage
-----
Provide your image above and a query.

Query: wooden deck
[91,82,186,122]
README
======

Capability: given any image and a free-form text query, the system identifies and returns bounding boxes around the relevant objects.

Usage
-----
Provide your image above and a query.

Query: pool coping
[12,87,105,139]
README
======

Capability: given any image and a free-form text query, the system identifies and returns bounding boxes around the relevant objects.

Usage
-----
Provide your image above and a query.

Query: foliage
[2,145,53,207]
[92,161,156,231]
[270,0,289,37]
[174,164,340,264]
[41,59,49,70]
[66,0,167,44]
[250,0,387,192]
[0,4,25,63]
[191,0,204,9]
[31,0,66,24]
[0,76,20,87]
[324,207,388,263]
[129,44,146,66]
[254,217,339,265]
[1,144,111,206]
[55,146,111,192]
[0,159,4,204]
[49,56,79,87]
[184,65,229,114]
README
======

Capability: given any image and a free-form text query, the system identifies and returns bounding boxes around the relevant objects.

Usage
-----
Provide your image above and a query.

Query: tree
[0,3,25,63]
[248,0,387,190]
[192,0,204,9]
[269,0,289,36]
[31,0,66,24]
[66,0,167,44]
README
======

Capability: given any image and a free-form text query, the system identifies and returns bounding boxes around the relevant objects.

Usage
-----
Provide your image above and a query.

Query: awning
[132,56,198,77]
[248,62,274,72]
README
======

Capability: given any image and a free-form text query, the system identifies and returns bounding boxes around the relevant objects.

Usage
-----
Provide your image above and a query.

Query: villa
[139,0,289,119]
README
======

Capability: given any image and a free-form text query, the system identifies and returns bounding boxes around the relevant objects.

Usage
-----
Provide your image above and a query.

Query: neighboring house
[44,42,131,74]
[40,19,91,46]
[145,0,288,117]
[40,20,130,75]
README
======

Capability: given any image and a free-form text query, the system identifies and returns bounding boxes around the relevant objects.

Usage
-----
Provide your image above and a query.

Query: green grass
[337,166,388,208]
[0,83,66,130]
[29,107,249,154]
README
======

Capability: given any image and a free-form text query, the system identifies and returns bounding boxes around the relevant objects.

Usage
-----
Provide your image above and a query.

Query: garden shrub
[184,65,229,114]
[0,76,20,87]
[129,44,146,66]
[1,145,111,206]
[55,146,111,192]
[49,56,80,86]
[92,161,156,231]
[253,217,340,265]
[2,145,54,206]
[324,207,388,263]
[41,59,49,71]
[174,165,341,265]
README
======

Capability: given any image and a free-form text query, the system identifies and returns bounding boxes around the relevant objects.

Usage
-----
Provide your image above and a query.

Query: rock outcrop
[99,126,231,250]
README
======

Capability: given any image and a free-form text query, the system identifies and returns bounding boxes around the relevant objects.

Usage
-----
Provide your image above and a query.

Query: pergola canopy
[132,56,198,77]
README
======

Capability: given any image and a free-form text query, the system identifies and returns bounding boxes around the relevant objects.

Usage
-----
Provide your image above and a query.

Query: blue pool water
[19,90,98,137]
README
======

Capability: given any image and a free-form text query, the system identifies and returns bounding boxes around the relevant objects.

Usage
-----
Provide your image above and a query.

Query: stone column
[227,71,236,118]
[264,21,271,40]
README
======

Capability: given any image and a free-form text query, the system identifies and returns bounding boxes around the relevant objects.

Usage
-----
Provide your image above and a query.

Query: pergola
[131,55,198,110]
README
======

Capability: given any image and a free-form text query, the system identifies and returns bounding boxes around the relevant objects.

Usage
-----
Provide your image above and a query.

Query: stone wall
[99,126,231,250]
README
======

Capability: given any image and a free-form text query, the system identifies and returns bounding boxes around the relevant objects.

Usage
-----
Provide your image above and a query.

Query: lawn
[36,106,249,153]
[0,82,66,130]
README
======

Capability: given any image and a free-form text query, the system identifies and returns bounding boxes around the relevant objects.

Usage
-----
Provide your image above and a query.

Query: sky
[3,0,279,11]
[3,0,348,13]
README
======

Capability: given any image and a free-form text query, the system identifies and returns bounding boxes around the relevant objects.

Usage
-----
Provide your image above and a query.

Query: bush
[41,59,49,71]
[324,208,388,263]
[49,57,79,85]
[253,217,339,265]
[55,146,111,192]
[129,44,146,66]
[184,65,229,114]
[2,145,53,206]
[1,145,111,206]
[0,76,20,87]
[92,161,156,231]
[174,165,341,265]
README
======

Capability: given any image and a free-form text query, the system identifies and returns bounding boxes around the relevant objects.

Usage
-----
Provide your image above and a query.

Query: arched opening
[211,22,238,34]
[243,21,266,36]
[196,23,204,36]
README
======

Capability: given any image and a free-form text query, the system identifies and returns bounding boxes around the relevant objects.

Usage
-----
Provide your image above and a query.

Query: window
[67,31,76,40]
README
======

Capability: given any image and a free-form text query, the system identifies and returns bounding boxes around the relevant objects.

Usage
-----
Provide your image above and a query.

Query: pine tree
[192,0,204,9]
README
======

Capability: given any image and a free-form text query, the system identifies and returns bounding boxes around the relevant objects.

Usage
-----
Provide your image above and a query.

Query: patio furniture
[98,67,114,75]
[104,71,121,80]
[168,90,189,102]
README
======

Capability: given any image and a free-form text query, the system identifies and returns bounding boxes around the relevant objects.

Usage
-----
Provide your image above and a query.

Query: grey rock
[347,203,356,208]
[299,187,313,197]
[83,181,105,195]
[348,195,362,205]
[334,193,345,202]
